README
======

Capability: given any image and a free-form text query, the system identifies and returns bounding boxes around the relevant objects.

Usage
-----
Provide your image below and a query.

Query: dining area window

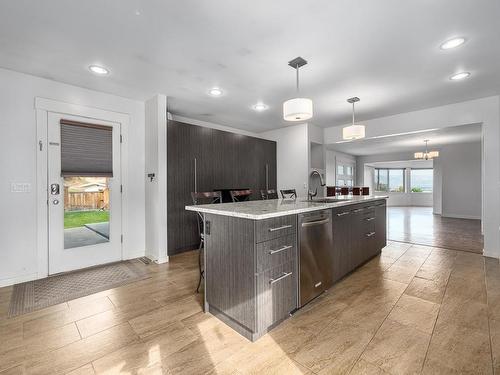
[374,168,405,192]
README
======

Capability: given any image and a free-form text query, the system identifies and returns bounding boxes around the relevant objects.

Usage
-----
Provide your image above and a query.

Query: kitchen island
[186,196,388,341]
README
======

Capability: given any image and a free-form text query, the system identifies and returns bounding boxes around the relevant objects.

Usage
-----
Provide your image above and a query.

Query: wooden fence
[64,188,109,210]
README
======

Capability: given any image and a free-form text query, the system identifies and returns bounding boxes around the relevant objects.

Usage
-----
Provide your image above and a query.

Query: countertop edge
[185,196,388,220]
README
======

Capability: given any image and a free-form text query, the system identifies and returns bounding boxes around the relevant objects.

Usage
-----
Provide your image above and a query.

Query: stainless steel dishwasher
[298,209,334,307]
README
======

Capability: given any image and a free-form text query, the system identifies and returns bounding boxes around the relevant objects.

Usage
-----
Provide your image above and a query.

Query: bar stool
[326,186,337,197]
[280,189,297,199]
[362,187,370,195]
[340,187,350,196]
[230,189,253,202]
[260,189,279,200]
[191,191,222,293]
[352,187,361,195]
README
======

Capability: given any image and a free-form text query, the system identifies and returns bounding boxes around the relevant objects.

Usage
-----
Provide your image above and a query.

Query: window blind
[60,119,113,177]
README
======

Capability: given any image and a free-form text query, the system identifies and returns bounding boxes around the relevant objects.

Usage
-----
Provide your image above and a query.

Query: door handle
[269,271,292,285]
[269,245,292,255]
[301,218,330,227]
[268,225,292,232]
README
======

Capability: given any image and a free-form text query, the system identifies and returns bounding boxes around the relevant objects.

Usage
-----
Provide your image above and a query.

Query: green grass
[64,210,109,229]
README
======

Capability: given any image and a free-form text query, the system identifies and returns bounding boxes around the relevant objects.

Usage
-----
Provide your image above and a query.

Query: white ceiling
[327,124,482,156]
[0,0,499,132]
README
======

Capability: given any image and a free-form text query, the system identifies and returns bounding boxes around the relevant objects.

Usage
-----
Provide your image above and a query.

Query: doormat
[8,260,150,318]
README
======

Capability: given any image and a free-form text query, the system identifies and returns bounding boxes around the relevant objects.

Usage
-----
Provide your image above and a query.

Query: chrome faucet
[308,170,326,200]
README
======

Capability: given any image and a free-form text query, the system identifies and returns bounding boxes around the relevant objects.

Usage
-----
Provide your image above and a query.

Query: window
[374,168,405,192]
[336,162,355,187]
[410,169,433,193]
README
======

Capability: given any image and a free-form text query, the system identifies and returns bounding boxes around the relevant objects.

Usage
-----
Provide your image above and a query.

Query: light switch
[11,183,31,193]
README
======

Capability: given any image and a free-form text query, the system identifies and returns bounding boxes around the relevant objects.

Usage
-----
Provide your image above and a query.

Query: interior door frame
[35,98,130,279]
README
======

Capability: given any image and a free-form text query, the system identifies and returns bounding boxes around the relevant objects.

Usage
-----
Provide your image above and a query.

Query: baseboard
[441,213,481,220]
[155,255,169,264]
[123,250,146,260]
[0,272,38,288]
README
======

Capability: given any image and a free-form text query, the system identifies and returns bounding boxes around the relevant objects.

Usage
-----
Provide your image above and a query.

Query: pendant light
[342,97,366,140]
[414,140,439,160]
[283,57,313,122]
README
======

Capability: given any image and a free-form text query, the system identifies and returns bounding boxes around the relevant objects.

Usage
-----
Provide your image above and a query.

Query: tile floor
[1,242,499,374]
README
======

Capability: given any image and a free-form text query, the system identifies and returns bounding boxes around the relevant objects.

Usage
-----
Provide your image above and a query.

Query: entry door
[47,112,122,274]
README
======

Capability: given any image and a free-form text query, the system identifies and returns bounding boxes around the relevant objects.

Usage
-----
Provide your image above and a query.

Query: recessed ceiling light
[253,103,268,111]
[449,71,471,81]
[134,10,141,16]
[88,65,109,75]
[208,87,223,97]
[440,37,466,50]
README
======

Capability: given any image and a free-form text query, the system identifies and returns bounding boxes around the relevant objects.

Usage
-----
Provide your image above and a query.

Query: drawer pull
[269,245,292,255]
[366,231,376,237]
[269,272,293,285]
[353,208,365,213]
[268,224,292,232]
[336,211,350,217]
[365,217,376,221]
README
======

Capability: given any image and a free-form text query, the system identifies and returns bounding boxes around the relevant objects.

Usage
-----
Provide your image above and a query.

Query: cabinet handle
[336,211,350,217]
[353,208,365,213]
[269,271,292,285]
[366,231,376,237]
[269,245,292,255]
[365,217,376,221]
[268,225,292,232]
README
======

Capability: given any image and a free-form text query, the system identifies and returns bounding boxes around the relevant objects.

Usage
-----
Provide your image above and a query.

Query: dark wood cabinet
[331,199,387,281]
[167,120,277,254]
[332,208,352,281]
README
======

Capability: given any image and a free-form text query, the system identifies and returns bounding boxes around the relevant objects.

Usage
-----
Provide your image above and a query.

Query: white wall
[0,68,146,286]
[145,95,168,263]
[437,141,482,219]
[261,124,309,198]
[324,96,500,258]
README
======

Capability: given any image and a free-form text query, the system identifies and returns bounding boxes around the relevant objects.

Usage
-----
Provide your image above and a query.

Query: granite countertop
[185,195,388,220]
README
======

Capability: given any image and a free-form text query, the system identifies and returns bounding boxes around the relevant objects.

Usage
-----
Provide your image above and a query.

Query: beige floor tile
[423,322,492,374]
[76,299,163,338]
[349,359,388,375]
[25,322,139,375]
[0,365,26,375]
[66,364,95,375]
[292,320,374,374]
[129,295,202,338]
[437,295,489,332]
[0,323,81,372]
[23,297,114,337]
[361,318,431,375]
[490,319,500,371]
[382,265,416,284]
[415,263,452,285]
[160,327,247,375]
[92,321,197,374]
[444,274,487,304]
[388,294,440,334]
[405,277,446,304]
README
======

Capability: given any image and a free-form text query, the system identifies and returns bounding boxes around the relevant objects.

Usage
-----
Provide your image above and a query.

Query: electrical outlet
[11,183,31,193]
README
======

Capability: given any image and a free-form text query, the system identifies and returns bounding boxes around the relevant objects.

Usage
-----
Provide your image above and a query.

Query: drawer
[256,234,296,273]
[257,261,297,330]
[255,215,297,243]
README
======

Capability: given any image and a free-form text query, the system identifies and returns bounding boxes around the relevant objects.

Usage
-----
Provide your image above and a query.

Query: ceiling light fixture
[440,37,466,50]
[283,57,313,122]
[342,97,366,140]
[450,71,471,81]
[253,103,268,111]
[414,140,439,160]
[208,87,223,97]
[89,65,109,75]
